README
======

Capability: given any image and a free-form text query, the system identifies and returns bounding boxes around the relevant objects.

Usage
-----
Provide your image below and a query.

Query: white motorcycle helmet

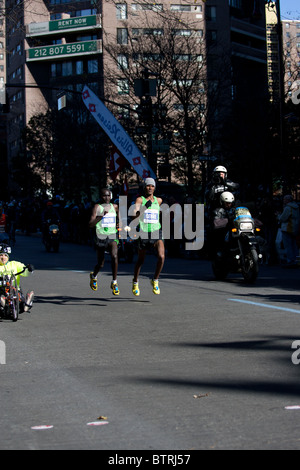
[220,191,235,206]
[213,166,227,175]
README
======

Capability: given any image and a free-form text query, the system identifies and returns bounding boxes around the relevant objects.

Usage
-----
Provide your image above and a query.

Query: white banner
[82,86,156,180]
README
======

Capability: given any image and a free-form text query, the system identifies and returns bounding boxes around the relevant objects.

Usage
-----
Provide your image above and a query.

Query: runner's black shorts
[137,229,164,250]
[94,235,119,250]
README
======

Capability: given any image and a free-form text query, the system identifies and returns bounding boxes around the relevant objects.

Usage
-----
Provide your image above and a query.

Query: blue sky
[280,0,300,20]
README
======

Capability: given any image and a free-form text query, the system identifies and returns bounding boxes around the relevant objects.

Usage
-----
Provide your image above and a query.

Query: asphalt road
[0,234,300,450]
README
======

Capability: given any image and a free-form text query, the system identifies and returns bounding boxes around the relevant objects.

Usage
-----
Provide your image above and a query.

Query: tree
[103,2,232,195]
[20,103,109,200]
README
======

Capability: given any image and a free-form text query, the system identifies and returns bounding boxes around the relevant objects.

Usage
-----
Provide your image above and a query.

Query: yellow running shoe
[132,281,140,296]
[151,279,160,295]
[90,273,98,291]
[111,281,120,296]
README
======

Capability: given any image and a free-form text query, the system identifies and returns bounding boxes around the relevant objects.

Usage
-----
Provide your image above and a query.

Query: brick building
[4,0,269,195]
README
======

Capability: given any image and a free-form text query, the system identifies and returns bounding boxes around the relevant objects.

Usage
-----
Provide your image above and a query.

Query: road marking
[228,298,300,315]
[87,421,109,426]
[31,425,54,430]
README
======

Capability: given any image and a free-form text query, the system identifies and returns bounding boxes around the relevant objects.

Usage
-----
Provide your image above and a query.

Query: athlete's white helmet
[220,191,234,205]
[213,166,227,174]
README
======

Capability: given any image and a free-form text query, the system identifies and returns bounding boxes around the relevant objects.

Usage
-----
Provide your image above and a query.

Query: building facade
[4,0,268,196]
[282,19,300,100]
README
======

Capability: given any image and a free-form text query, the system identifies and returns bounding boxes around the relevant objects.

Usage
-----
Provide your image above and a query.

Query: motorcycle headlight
[239,222,253,230]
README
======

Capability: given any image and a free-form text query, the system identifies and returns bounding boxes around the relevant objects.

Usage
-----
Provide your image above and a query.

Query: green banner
[49,15,97,32]
[27,40,99,61]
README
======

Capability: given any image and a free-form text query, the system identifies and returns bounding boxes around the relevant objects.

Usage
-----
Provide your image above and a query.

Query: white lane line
[228,298,300,315]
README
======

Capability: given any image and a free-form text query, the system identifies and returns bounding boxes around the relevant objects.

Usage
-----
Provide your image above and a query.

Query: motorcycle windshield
[234,207,252,220]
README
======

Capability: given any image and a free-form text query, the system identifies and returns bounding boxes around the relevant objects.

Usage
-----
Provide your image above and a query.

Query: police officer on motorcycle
[212,192,235,257]
[205,166,239,218]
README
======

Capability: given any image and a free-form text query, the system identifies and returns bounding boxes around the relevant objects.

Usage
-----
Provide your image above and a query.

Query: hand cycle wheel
[9,274,20,322]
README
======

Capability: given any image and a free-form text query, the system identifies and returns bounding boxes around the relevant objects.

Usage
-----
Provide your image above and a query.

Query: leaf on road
[193,393,210,399]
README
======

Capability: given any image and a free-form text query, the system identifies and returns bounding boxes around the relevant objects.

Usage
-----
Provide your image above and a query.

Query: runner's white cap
[144,178,156,188]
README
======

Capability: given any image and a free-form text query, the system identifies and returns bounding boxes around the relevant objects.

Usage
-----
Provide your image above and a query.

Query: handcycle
[0,267,28,322]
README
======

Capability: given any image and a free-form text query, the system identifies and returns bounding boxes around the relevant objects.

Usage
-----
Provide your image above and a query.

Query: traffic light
[134,78,156,97]
[136,98,153,124]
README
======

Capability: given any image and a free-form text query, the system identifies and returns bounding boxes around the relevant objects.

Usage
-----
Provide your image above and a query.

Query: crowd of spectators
[1,196,94,246]
[0,191,298,265]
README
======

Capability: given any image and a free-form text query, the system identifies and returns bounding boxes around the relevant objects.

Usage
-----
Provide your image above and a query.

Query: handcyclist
[0,244,34,313]
[132,178,165,296]
[89,189,120,296]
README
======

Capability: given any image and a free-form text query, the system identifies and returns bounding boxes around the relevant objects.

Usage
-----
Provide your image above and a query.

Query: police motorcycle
[212,193,262,283]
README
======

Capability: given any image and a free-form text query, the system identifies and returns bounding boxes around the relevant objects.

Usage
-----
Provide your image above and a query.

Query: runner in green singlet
[132,178,165,296]
[89,188,120,296]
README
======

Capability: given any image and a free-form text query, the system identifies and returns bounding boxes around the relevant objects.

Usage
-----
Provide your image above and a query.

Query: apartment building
[0,1,7,190]
[266,4,280,102]
[0,2,5,99]
[4,0,268,194]
[266,2,300,102]
[282,19,300,100]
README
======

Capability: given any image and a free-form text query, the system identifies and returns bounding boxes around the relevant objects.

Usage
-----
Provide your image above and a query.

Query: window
[62,62,73,76]
[88,59,98,73]
[117,28,128,44]
[173,29,192,36]
[51,63,61,77]
[76,61,84,75]
[117,54,128,70]
[116,4,127,20]
[206,6,216,21]
[171,4,202,12]
[229,0,242,10]
[143,28,163,36]
[207,30,217,42]
[132,3,163,12]
[117,79,129,95]
[229,0,242,8]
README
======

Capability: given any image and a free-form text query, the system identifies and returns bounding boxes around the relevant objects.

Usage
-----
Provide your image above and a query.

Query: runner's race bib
[144,209,159,224]
[101,214,116,228]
